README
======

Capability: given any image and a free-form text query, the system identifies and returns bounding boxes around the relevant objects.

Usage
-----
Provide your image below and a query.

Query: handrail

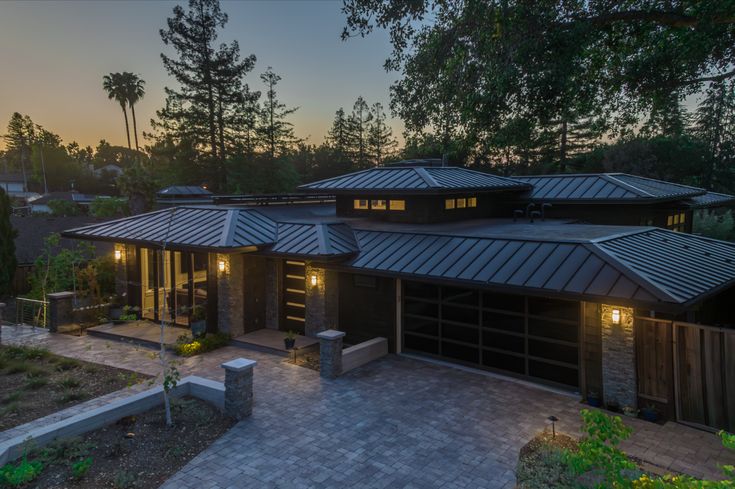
[15,297,48,328]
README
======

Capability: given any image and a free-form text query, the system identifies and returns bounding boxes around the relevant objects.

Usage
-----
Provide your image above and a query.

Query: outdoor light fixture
[611,308,621,325]
[218,260,226,272]
[310,274,318,287]
[547,416,558,438]
[114,249,122,261]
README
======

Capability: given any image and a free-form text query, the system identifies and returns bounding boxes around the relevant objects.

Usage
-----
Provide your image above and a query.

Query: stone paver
[2,324,734,488]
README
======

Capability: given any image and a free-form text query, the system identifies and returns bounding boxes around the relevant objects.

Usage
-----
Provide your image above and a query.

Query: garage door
[402,281,580,389]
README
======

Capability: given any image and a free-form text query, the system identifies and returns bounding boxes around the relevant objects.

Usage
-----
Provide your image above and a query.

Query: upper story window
[371,199,387,210]
[389,200,406,211]
[667,212,686,232]
[354,199,369,210]
[445,196,477,210]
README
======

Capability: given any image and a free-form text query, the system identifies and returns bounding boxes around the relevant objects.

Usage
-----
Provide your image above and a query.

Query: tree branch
[573,10,735,28]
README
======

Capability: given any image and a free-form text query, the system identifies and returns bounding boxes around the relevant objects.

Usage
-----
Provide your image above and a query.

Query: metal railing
[15,297,48,328]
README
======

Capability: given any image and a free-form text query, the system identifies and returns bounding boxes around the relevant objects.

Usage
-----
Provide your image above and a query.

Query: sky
[0,0,402,151]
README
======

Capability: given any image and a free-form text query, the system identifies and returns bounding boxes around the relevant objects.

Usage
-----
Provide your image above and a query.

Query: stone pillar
[47,292,75,333]
[317,329,345,379]
[304,264,339,337]
[601,305,637,409]
[217,254,245,337]
[221,358,256,420]
[264,258,280,330]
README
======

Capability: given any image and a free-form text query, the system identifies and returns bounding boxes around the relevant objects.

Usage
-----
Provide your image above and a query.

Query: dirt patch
[18,397,235,488]
[0,345,148,431]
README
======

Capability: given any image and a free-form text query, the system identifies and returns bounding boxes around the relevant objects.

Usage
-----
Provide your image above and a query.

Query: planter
[191,319,207,338]
[284,338,296,350]
[109,307,123,321]
[641,408,658,423]
[587,394,601,407]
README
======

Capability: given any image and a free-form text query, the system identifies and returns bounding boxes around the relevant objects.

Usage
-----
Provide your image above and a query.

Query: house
[0,173,26,194]
[31,191,105,214]
[62,159,735,432]
[156,186,213,208]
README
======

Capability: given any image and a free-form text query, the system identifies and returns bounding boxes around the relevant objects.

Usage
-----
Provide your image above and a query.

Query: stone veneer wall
[601,305,637,408]
[304,264,339,337]
[264,258,280,330]
[217,254,245,337]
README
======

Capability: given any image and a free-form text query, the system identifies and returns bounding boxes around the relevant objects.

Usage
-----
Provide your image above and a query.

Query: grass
[57,376,81,389]
[56,390,89,404]
[25,376,48,390]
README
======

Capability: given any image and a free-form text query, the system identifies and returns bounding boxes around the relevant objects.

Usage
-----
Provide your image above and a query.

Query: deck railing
[15,297,48,328]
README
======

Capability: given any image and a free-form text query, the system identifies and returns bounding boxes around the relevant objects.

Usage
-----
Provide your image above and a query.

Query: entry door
[243,257,266,334]
[282,260,306,334]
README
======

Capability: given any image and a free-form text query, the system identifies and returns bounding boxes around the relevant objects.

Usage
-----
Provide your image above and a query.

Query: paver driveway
[3,325,733,488]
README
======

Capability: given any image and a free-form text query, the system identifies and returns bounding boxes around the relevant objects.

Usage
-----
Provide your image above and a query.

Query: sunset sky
[0,0,402,150]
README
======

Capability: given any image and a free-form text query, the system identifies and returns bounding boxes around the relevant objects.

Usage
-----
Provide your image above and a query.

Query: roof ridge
[413,167,441,188]
[614,173,706,193]
[602,174,655,197]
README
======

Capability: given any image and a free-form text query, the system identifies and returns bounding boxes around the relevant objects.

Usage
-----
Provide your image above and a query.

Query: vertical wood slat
[635,318,673,413]
[704,330,726,429]
[677,325,706,426]
[725,333,735,432]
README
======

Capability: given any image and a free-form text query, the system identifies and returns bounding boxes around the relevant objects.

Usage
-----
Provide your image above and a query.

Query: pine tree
[258,67,299,161]
[4,113,35,190]
[694,81,735,188]
[0,187,17,296]
[233,84,262,159]
[346,96,372,169]
[642,92,690,138]
[367,102,397,166]
[156,0,255,191]
[327,108,349,157]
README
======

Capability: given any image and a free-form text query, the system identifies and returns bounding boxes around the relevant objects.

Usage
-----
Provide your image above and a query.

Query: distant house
[10,215,113,294]
[0,173,25,194]
[156,186,213,208]
[31,191,107,214]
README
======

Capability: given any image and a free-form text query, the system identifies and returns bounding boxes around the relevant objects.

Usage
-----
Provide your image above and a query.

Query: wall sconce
[218,260,226,272]
[310,274,318,287]
[611,308,621,325]
[114,249,122,261]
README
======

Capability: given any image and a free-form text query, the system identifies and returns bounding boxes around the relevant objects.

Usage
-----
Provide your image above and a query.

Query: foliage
[71,457,93,479]
[116,161,159,214]
[259,67,301,162]
[0,188,17,296]
[162,363,180,392]
[174,332,230,357]
[516,440,577,489]
[47,199,80,217]
[89,197,128,217]
[103,72,134,149]
[190,305,206,322]
[693,210,735,241]
[563,409,636,488]
[118,305,139,322]
[0,456,44,487]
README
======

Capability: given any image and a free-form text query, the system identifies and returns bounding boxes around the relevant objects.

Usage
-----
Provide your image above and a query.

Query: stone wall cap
[47,291,75,299]
[221,358,257,372]
[317,329,346,340]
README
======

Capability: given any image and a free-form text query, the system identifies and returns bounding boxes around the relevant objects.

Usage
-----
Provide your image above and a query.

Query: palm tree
[122,73,146,151]
[102,72,131,149]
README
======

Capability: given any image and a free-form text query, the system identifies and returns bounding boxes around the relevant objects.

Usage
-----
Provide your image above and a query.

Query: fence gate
[673,322,735,432]
[635,317,674,418]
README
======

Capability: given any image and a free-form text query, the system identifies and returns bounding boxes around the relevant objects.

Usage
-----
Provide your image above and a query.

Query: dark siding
[206,253,218,333]
[338,273,396,351]
[582,302,603,401]
[126,245,141,310]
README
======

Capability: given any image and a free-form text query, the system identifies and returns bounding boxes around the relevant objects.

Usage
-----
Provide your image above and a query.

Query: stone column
[304,264,339,337]
[216,254,245,337]
[221,358,257,420]
[317,329,345,379]
[601,305,637,409]
[47,292,75,333]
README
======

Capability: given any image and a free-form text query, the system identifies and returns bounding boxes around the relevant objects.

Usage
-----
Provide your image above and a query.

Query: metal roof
[63,206,276,251]
[512,173,705,202]
[341,227,735,307]
[269,222,358,258]
[157,186,212,197]
[686,191,735,208]
[299,166,531,194]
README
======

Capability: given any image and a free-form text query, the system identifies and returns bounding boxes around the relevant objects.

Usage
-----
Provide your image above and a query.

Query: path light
[114,249,122,261]
[611,308,621,325]
[218,260,226,272]
[547,415,558,438]
[310,273,318,287]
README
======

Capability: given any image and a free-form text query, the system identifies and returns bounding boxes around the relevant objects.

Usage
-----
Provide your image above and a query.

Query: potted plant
[586,390,601,407]
[623,406,639,417]
[284,330,296,350]
[115,305,139,324]
[190,305,207,338]
[641,404,659,422]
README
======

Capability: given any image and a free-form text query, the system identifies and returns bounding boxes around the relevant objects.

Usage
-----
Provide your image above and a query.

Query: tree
[122,73,146,152]
[0,187,16,296]
[232,84,261,159]
[346,96,372,168]
[4,112,35,190]
[157,0,256,191]
[103,73,132,149]
[258,67,299,162]
[117,162,159,214]
[693,81,735,188]
[367,102,398,166]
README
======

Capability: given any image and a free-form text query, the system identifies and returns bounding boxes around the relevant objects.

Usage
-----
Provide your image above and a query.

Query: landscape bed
[2,397,235,488]
[0,345,147,432]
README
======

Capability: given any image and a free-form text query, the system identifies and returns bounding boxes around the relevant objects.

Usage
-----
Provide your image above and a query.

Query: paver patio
[2,324,733,488]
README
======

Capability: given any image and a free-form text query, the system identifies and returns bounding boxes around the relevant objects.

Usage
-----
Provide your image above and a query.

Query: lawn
[0,345,147,431]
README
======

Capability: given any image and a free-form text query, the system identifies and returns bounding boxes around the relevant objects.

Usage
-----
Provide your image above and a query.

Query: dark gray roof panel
[269,222,358,257]
[299,166,530,193]
[513,173,705,202]
[157,186,212,196]
[686,191,735,208]
[63,207,276,250]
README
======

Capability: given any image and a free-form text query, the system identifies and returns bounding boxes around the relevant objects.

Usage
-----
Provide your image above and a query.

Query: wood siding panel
[677,326,706,426]
[583,303,603,400]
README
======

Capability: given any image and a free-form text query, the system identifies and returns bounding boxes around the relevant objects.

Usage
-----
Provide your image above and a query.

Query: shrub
[0,457,44,487]
[57,376,81,389]
[174,332,230,357]
[71,457,93,479]
[89,197,127,217]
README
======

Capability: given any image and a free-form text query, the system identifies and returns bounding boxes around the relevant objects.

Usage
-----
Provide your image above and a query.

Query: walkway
[2,325,733,488]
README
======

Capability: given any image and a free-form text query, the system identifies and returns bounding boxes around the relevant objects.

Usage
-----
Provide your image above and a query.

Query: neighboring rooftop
[686,191,735,208]
[157,186,213,197]
[298,166,531,194]
[0,173,25,183]
[512,173,706,203]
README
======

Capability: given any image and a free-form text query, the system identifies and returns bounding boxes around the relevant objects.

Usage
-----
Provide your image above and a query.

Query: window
[354,199,369,210]
[468,197,477,208]
[389,200,406,211]
[456,198,467,208]
[445,198,455,210]
[371,199,387,210]
[667,211,687,232]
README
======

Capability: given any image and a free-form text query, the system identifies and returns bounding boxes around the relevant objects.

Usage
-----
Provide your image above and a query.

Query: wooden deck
[87,321,187,349]
[232,329,319,357]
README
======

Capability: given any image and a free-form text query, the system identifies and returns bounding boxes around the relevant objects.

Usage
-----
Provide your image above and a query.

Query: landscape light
[611,308,621,325]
